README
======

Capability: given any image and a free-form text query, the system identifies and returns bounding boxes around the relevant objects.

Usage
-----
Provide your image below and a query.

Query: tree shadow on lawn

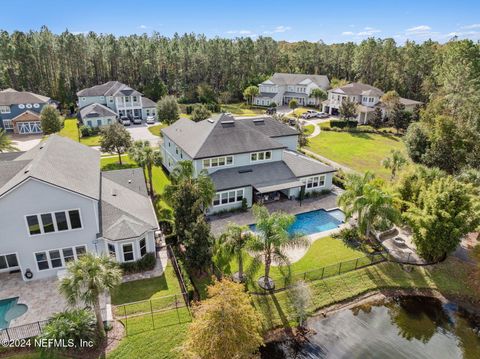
[349,131,401,142]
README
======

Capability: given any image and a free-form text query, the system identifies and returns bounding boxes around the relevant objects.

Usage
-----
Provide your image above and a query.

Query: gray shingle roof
[283,91,308,98]
[399,97,423,106]
[282,150,336,177]
[0,152,26,161]
[257,92,277,99]
[79,103,117,120]
[240,117,299,138]
[264,73,330,88]
[330,83,384,97]
[162,114,288,159]
[100,169,158,240]
[141,97,156,108]
[77,81,142,97]
[0,135,100,200]
[0,89,50,106]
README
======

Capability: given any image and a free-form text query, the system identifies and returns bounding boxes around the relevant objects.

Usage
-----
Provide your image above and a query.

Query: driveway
[11,134,42,151]
[125,124,161,146]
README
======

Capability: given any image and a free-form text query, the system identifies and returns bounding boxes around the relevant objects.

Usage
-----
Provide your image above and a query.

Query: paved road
[125,123,161,144]
[11,134,42,151]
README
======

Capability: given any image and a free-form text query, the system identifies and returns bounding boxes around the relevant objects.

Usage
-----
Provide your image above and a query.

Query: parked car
[265,107,277,115]
[317,112,329,119]
[288,118,297,126]
[120,117,131,126]
[146,116,156,124]
[132,117,142,125]
[301,110,321,119]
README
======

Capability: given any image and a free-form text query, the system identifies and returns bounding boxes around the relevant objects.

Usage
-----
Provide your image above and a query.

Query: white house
[161,114,336,214]
[76,81,157,127]
[253,73,330,107]
[321,82,423,124]
[0,135,158,281]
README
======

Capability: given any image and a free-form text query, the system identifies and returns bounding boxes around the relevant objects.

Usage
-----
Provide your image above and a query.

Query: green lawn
[306,130,405,178]
[100,155,171,214]
[221,103,265,116]
[148,123,169,136]
[58,118,101,146]
[303,124,315,136]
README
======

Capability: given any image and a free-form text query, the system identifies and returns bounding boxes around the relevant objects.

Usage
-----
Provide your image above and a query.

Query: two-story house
[0,135,158,281]
[253,73,330,107]
[76,81,157,127]
[0,88,56,135]
[321,83,423,124]
[161,114,336,214]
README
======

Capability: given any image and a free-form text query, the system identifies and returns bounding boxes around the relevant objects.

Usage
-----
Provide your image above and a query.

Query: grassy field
[220,103,265,116]
[147,123,168,136]
[306,130,405,178]
[100,155,171,213]
[58,118,101,146]
[303,124,315,135]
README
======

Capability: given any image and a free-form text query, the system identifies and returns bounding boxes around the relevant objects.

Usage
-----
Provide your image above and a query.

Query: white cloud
[263,25,292,34]
[406,25,431,33]
[341,31,355,36]
[461,23,480,29]
[226,29,257,37]
[139,25,147,29]
[342,27,380,37]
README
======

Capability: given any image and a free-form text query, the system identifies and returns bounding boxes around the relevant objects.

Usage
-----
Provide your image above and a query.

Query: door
[17,121,42,134]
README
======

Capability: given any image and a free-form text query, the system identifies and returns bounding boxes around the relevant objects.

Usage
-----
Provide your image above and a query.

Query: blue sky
[2,0,480,43]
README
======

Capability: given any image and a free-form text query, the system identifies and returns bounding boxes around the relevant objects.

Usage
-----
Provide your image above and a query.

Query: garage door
[17,121,42,134]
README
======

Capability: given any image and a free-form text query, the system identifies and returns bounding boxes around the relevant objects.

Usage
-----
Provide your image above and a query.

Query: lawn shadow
[111,275,170,305]
[102,162,139,171]
[269,292,291,329]
[349,131,401,142]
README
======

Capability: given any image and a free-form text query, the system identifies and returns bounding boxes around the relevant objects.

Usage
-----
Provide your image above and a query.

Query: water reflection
[261,296,480,359]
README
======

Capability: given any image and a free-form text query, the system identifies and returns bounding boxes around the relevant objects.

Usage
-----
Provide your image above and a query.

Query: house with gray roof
[253,73,330,107]
[77,81,157,126]
[0,135,158,281]
[161,114,336,214]
[322,82,423,124]
[0,88,56,135]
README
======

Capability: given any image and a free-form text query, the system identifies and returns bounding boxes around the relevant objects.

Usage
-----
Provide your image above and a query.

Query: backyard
[306,130,406,178]
[147,123,168,136]
[220,103,265,116]
[58,118,102,146]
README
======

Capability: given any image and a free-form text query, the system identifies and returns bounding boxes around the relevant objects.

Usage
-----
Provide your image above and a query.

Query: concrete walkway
[122,248,169,282]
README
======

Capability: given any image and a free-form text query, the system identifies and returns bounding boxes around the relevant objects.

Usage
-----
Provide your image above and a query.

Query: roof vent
[238,169,253,174]
[128,179,132,184]
[111,188,118,197]
[253,118,265,125]
[207,119,215,123]
[23,164,32,174]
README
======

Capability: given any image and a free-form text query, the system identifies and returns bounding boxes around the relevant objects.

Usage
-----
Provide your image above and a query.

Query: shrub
[120,252,156,274]
[206,102,220,113]
[39,309,98,350]
[185,105,194,115]
[333,227,361,249]
[241,198,248,212]
[80,125,100,137]
[330,120,358,129]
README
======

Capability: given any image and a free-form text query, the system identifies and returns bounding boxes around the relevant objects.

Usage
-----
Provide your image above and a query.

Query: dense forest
[1,26,478,106]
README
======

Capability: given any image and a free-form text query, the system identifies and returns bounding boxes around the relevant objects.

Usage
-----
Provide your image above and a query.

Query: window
[203,159,210,168]
[36,252,49,270]
[202,156,234,169]
[226,156,233,165]
[236,189,244,202]
[53,212,67,230]
[213,194,220,206]
[68,210,82,229]
[41,213,55,233]
[62,248,74,263]
[75,246,86,256]
[35,246,87,271]
[133,96,138,102]
[211,158,218,167]
[0,253,18,270]
[125,97,130,102]
[26,215,41,235]
[107,118,112,124]
[2,120,13,130]
[123,244,134,262]
[218,157,225,166]
[221,192,228,204]
[251,151,272,162]
[140,238,147,257]
[0,105,11,114]
[97,119,102,126]
[175,146,179,155]
[302,175,326,189]
[108,244,116,258]
[228,191,236,203]
[213,189,245,207]
[49,250,63,268]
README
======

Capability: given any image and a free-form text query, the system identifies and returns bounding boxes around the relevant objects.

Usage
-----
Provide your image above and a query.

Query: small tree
[296,122,309,147]
[289,98,299,114]
[100,123,132,165]
[404,122,430,163]
[184,214,213,273]
[219,223,252,282]
[371,107,383,129]
[289,280,312,328]
[191,104,211,122]
[196,83,217,104]
[180,279,263,359]
[339,98,357,121]
[382,149,407,181]
[59,253,122,336]
[310,88,327,108]
[128,140,162,198]
[40,105,63,134]
[381,90,400,114]
[0,129,19,152]
[157,95,180,124]
[243,85,259,105]
[391,102,409,133]
[412,104,421,122]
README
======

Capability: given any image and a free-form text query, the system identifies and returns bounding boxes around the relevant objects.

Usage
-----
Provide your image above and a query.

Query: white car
[146,116,156,124]
[120,117,131,126]
[132,117,142,125]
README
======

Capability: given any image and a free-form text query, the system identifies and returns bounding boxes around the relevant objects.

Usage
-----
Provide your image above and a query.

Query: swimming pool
[0,297,28,330]
[250,208,345,236]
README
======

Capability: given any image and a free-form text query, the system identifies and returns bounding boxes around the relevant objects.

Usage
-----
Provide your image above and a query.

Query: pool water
[250,209,344,236]
[0,297,28,330]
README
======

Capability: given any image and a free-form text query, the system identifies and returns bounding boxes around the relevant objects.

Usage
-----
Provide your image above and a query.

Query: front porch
[209,191,339,236]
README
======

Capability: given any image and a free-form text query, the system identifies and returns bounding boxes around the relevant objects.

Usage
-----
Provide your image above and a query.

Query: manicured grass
[148,123,169,136]
[221,103,265,116]
[303,124,315,135]
[306,130,405,178]
[100,155,172,213]
[58,118,102,146]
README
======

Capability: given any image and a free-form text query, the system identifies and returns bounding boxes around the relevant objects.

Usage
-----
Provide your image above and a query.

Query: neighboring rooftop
[0,88,51,106]
[141,97,156,107]
[263,73,330,87]
[77,81,142,97]
[331,82,384,97]
[0,135,100,200]
[162,114,291,159]
[79,103,117,119]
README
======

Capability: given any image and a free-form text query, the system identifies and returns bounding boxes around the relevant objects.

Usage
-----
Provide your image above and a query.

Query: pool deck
[209,190,340,236]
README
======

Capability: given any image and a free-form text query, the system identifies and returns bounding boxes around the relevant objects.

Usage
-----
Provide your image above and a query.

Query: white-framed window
[0,253,19,270]
[34,245,87,271]
[108,243,116,258]
[251,151,272,162]
[25,209,82,236]
[0,105,11,113]
[2,120,13,130]
[133,96,138,102]
[301,175,326,189]
[202,156,234,169]
[212,189,244,207]
[122,243,135,262]
[139,238,147,257]
[125,97,130,103]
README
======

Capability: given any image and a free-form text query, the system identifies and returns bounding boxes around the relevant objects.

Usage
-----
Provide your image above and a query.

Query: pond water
[261,296,480,359]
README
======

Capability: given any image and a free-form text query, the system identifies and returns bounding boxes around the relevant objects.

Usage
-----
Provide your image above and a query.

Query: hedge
[120,252,156,274]
[330,120,358,129]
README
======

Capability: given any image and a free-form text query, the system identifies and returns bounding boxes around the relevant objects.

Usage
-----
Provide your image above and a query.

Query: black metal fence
[166,245,191,307]
[0,320,48,342]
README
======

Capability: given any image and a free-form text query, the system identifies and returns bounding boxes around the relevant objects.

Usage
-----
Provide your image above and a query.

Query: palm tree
[338,171,375,222]
[0,129,19,152]
[309,88,327,108]
[219,223,252,282]
[128,140,162,198]
[248,205,309,289]
[59,253,122,336]
[382,149,407,181]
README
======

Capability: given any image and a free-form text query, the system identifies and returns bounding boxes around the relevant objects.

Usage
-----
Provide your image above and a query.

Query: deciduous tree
[40,105,63,134]
[243,85,259,105]
[191,104,211,122]
[156,95,180,124]
[100,123,132,165]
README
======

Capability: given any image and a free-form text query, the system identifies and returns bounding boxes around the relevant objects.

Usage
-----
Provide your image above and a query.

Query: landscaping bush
[330,120,358,129]
[80,125,100,137]
[206,102,220,113]
[333,170,347,189]
[304,189,331,199]
[333,227,362,249]
[120,252,156,274]
[185,105,194,115]
[241,198,248,212]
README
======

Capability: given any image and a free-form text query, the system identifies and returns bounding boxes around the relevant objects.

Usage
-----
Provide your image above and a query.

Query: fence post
[338,262,342,275]
[355,258,359,270]
[6,328,10,341]
[303,271,306,281]
[124,305,128,336]
[321,267,325,280]
[175,294,181,323]
[37,321,42,334]
[150,300,155,330]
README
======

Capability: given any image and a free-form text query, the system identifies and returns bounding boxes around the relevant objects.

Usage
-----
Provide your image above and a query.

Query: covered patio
[253,180,303,205]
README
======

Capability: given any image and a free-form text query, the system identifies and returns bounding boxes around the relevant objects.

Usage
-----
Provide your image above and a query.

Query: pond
[261,296,480,359]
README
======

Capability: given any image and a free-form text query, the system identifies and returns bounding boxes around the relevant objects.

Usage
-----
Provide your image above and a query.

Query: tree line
[1,26,474,107]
